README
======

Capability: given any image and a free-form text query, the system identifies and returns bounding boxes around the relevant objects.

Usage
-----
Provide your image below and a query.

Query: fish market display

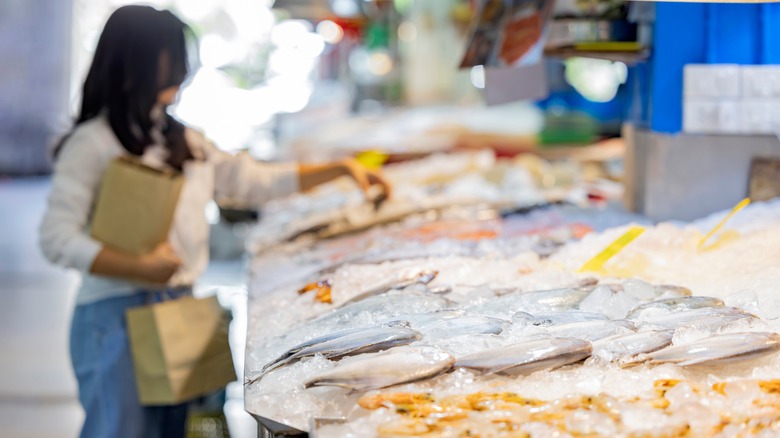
[244,197,780,434]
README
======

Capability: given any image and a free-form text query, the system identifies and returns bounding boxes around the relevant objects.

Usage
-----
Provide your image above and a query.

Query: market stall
[239,138,780,437]
[244,189,780,436]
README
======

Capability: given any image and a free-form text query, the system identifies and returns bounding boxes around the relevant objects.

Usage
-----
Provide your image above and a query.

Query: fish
[513,311,610,327]
[627,296,725,319]
[264,292,451,367]
[634,332,780,367]
[304,347,455,391]
[248,326,422,385]
[418,316,508,340]
[546,320,635,342]
[633,307,756,330]
[591,329,675,362]
[469,286,597,318]
[296,291,452,336]
[383,310,466,328]
[454,337,592,376]
[339,270,439,306]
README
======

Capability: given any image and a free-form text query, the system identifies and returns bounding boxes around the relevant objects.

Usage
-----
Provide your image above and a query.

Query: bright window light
[317,20,344,45]
[564,57,628,103]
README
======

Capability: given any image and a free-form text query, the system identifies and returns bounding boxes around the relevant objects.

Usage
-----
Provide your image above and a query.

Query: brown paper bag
[126,295,237,406]
[91,157,184,256]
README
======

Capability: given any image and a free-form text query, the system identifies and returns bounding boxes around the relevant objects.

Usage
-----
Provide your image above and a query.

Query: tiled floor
[0,178,256,437]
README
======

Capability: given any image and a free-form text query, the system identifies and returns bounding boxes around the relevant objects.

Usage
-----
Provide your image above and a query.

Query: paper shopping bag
[126,295,237,406]
[91,156,184,256]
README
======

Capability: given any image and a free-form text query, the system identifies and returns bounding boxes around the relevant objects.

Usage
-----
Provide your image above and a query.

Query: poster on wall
[460,0,556,69]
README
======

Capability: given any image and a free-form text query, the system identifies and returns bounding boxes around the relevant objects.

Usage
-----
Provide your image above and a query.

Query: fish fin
[618,355,649,369]
[245,373,265,386]
[383,320,412,329]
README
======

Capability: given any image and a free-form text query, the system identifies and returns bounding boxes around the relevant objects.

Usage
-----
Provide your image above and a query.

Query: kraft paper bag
[91,157,184,256]
[126,295,237,406]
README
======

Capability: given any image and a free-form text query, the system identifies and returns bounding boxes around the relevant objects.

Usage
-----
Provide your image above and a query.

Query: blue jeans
[70,288,191,438]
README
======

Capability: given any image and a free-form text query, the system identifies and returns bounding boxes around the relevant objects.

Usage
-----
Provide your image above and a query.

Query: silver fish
[455,337,592,376]
[546,319,635,342]
[257,326,368,374]
[592,329,674,362]
[469,286,596,318]
[269,292,451,364]
[301,292,451,334]
[605,283,688,299]
[513,311,610,327]
[248,326,422,384]
[304,346,455,391]
[340,270,439,306]
[383,310,466,328]
[637,332,780,367]
[418,316,507,340]
[633,307,755,330]
[627,296,725,319]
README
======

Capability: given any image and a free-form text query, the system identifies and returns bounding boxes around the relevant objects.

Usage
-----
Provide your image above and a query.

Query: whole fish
[304,347,455,391]
[257,326,368,375]
[635,332,780,367]
[627,296,725,319]
[592,329,674,362]
[633,307,755,330]
[454,337,592,376]
[339,270,438,306]
[513,311,610,327]
[383,310,466,328]
[418,316,507,340]
[285,291,452,343]
[546,320,635,342]
[469,286,596,318]
[248,326,422,385]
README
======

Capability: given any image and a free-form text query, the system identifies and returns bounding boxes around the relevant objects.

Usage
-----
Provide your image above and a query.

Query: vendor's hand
[341,158,393,201]
[137,242,181,284]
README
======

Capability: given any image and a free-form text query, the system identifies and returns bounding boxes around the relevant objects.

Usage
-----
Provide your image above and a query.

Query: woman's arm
[199,129,392,206]
[90,243,180,284]
[298,158,392,198]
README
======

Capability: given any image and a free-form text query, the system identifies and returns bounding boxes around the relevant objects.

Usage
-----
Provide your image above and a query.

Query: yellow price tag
[355,150,389,170]
[697,198,751,250]
[579,225,646,273]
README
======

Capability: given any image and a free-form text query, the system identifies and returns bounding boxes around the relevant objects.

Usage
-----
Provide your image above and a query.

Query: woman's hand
[297,158,393,202]
[89,241,181,284]
[137,242,182,284]
[340,158,393,201]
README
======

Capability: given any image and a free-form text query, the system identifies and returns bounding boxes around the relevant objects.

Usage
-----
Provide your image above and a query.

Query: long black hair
[56,5,194,170]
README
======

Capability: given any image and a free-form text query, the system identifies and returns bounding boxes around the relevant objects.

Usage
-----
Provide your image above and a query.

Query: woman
[39,5,390,438]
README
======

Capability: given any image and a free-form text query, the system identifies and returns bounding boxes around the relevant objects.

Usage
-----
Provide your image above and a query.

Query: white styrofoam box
[684,64,742,98]
[742,65,780,98]
[684,99,741,134]
[740,99,775,134]
[771,102,780,134]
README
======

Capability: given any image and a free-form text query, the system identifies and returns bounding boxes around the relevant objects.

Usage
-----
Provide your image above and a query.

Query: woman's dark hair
[56,5,194,170]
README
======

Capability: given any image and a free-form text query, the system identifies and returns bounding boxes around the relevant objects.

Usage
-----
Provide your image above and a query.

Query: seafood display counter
[243,155,780,437]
